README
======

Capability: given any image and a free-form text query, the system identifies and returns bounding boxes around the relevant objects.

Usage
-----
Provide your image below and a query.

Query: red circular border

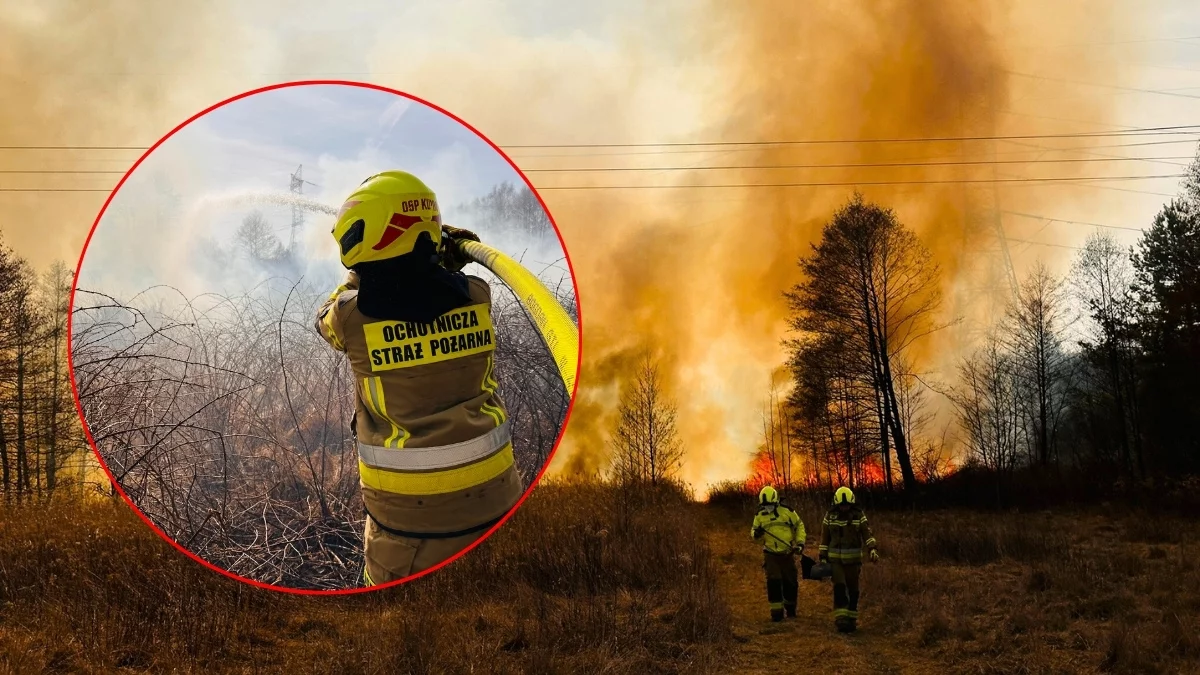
[65,80,583,596]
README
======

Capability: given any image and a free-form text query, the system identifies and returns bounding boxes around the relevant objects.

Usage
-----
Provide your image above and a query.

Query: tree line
[757,151,1200,502]
[460,182,557,241]
[0,239,89,501]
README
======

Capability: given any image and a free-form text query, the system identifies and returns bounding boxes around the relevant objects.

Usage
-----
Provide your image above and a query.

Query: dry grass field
[708,496,1200,675]
[1,484,1197,674]
[0,482,729,674]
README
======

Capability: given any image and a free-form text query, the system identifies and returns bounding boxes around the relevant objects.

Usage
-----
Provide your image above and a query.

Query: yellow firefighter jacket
[819,506,877,564]
[751,504,806,554]
[316,271,521,535]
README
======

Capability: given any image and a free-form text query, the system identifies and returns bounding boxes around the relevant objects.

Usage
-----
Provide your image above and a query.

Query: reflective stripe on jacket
[751,505,806,554]
[819,506,877,563]
[316,271,513,497]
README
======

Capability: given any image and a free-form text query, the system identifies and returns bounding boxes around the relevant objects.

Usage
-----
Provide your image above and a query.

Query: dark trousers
[763,551,799,620]
[831,562,861,625]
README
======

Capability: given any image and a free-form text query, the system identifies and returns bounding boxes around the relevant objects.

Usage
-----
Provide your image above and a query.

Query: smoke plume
[548,0,1159,488]
[0,0,1168,489]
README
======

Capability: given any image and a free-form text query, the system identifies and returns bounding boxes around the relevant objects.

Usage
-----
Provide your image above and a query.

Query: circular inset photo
[68,82,580,593]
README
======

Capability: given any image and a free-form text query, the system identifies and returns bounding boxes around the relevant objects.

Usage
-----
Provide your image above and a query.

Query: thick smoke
[550,0,1160,487]
[2,0,1168,489]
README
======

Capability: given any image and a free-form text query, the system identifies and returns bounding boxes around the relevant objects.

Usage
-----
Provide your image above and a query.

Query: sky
[74,83,554,297]
[986,2,1200,261]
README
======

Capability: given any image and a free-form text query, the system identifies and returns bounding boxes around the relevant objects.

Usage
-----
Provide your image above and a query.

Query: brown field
[709,498,1200,675]
[0,485,1197,674]
[0,482,729,675]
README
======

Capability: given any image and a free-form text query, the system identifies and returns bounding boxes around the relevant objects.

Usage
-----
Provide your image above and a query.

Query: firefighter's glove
[869,549,880,564]
[792,543,804,555]
[440,225,481,272]
[752,526,765,539]
[819,552,828,564]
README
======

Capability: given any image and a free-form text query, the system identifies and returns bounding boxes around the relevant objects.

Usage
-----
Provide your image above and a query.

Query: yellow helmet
[758,485,779,506]
[331,171,442,268]
[833,486,856,505]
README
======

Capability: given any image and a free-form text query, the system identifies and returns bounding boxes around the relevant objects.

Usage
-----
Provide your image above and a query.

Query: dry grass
[707,489,1200,675]
[866,509,1200,674]
[4,482,1199,674]
[0,481,730,674]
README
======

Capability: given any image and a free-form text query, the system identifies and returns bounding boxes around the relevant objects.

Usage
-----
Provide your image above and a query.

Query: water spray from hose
[198,191,578,392]
[192,192,339,217]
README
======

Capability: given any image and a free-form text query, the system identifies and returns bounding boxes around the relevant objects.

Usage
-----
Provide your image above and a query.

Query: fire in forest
[548,0,1172,490]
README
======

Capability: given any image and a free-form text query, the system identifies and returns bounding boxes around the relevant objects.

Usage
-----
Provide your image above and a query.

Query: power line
[1081,138,1200,151]
[1052,182,1174,198]
[521,156,1193,173]
[992,170,1177,197]
[1002,210,1144,232]
[1005,236,1084,251]
[1006,70,1200,102]
[506,137,1200,160]
[501,125,1200,150]
[534,174,1184,191]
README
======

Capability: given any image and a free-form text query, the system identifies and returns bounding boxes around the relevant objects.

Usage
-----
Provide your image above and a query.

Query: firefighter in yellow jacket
[751,485,806,622]
[818,486,879,633]
[316,170,523,586]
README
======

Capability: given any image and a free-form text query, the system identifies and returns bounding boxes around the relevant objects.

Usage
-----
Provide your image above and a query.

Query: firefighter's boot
[844,563,861,633]
[767,577,786,622]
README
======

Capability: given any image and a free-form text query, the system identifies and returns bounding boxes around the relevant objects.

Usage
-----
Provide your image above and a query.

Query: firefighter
[751,485,806,622]
[818,486,879,633]
[317,170,523,586]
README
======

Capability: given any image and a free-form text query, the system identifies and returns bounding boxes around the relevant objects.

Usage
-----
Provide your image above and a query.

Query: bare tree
[10,274,39,500]
[1070,233,1143,474]
[786,194,941,492]
[1001,262,1071,466]
[0,239,89,501]
[953,338,1025,478]
[0,241,21,497]
[759,378,796,491]
[463,183,553,241]
[38,261,73,495]
[912,433,953,484]
[609,354,683,486]
[235,211,283,262]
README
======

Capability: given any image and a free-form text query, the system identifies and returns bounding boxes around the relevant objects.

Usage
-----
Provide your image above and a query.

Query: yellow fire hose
[456,240,578,394]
